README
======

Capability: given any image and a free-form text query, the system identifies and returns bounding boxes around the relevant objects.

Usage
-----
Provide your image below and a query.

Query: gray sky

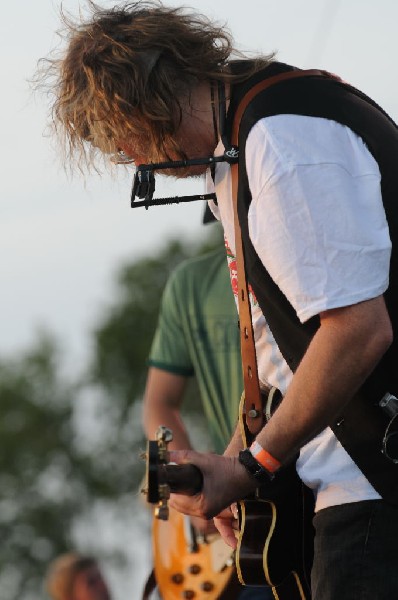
[1,0,398,366]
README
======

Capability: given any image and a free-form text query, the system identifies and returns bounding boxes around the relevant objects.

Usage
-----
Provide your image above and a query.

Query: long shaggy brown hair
[39,1,272,170]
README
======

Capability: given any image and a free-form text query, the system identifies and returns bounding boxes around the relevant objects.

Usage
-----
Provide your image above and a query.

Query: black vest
[225,62,398,503]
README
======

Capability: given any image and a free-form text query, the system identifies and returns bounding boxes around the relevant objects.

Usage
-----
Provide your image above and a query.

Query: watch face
[238,449,274,483]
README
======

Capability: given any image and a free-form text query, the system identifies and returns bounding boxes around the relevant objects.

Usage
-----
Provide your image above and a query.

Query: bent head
[43,0,238,171]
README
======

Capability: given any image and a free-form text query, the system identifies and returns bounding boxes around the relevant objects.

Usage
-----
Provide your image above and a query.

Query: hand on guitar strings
[168,450,257,548]
[190,514,219,536]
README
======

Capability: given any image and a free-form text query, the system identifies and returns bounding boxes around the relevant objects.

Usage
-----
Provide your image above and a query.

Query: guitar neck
[158,463,203,495]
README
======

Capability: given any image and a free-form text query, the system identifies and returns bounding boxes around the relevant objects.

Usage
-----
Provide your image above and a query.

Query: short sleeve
[246,115,391,322]
[148,268,194,376]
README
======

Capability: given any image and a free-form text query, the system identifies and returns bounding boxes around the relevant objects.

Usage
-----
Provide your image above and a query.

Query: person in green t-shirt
[143,244,242,455]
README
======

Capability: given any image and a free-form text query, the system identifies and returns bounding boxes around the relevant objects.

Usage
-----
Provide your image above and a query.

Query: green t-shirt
[148,248,243,453]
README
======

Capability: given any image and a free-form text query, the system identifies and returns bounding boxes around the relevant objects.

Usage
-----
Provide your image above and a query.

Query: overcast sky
[1,0,398,367]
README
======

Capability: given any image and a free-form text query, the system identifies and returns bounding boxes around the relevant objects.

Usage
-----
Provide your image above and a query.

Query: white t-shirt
[208,114,391,511]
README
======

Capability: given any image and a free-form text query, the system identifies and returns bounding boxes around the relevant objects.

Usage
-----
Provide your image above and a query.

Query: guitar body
[236,464,314,599]
[152,506,239,600]
[235,392,314,599]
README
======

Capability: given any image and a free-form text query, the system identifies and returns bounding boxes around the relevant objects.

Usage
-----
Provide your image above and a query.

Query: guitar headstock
[144,425,173,521]
[142,428,237,598]
[142,426,203,521]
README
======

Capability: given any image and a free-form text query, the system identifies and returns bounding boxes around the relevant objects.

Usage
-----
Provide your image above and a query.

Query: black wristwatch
[238,448,275,484]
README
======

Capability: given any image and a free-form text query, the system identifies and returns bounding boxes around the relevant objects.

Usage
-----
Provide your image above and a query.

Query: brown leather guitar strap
[230,69,326,436]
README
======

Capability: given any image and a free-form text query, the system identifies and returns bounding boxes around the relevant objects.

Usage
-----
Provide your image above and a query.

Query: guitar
[143,426,240,600]
[143,419,314,600]
[235,389,314,600]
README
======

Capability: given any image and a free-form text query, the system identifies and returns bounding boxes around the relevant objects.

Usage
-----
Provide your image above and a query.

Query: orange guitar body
[152,506,239,599]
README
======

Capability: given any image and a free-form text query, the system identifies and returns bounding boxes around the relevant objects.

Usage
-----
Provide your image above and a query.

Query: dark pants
[312,499,398,600]
[238,585,274,599]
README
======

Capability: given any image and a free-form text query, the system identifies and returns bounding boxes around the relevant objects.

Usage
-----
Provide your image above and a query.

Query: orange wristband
[250,441,281,473]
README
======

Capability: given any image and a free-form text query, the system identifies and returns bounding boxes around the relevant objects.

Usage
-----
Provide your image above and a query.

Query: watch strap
[238,448,275,483]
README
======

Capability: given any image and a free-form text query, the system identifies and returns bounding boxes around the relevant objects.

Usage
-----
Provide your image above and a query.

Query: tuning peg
[158,483,170,500]
[155,504,169,520]
[140,451,147,460]
[156,425,173,443]
[158,447,169,462]
[140,486,148,495]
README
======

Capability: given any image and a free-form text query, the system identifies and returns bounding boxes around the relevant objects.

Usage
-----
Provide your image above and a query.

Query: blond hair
[39,1,272,170]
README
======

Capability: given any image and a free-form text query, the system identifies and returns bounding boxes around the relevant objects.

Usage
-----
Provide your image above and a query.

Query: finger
[214,516,238,549]
[230,502,238,519]
[191,516,218,535]
[169,494,193,516]
[168,449,195,464]
[169,492,203,519]
[231,518,240,531]
[217,507,234,519]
